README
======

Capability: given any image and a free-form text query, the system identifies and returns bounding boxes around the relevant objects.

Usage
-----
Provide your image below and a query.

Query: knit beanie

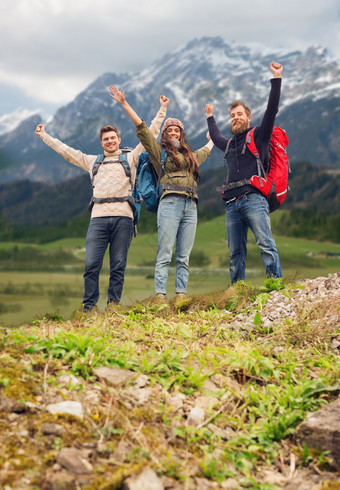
[162,118,184,133]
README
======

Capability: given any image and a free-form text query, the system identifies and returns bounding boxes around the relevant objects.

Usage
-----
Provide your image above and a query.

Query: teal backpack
[134,148,168,215]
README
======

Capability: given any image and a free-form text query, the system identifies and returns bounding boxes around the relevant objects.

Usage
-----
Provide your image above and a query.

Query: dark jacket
[207,78,281,201]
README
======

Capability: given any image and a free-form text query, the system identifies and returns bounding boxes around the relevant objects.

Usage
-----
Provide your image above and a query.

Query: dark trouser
[83,217,133,310]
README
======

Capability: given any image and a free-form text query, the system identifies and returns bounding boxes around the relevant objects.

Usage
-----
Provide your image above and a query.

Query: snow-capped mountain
[1,37,340,184]
[0,108,46,136]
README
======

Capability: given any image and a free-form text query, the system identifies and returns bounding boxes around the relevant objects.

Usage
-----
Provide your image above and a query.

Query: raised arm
[204,105,215,151]
[109,86,169,164]
[192,129,214,168]
[34,123,91,171]
[109,85,142,126]
[204,131,214,151]
[109,85,169,128]
[205,103,229,152]
[256,62,283,147]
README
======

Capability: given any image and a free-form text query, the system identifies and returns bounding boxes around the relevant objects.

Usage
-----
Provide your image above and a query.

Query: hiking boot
[174,293,187,305]
[84,305,99,316]
[174,293,191,311]
[150,294,167,305]
[72,305,99,321]
[105,301,118,315]
[176,293,186,298]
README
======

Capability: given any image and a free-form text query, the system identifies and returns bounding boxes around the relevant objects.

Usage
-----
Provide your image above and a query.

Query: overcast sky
[1,0,339,118]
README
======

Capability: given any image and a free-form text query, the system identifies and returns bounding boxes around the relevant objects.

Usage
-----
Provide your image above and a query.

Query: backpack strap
[90,154,105,185]
[90,153,133,184]
[223,138,233,166]
[156,148,168,187]
[162,185,197,194]
[118,153,133,194]
[157,148,198,198]
[221,137,233,187]
[157,147,177,193]
[216,179,250,193]
[90,152,133,191]
[242,129,267,187]
[88,152,137,226]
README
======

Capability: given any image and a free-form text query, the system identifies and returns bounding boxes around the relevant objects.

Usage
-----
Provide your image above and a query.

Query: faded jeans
[83,216,133,310]
[225,192,281,283]
[155,195,197,294]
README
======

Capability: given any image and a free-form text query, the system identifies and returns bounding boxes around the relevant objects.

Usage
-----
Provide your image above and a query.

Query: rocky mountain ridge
[1,37,340,184]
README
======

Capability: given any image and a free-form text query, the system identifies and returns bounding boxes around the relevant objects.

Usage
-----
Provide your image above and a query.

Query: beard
[231,120,249,135]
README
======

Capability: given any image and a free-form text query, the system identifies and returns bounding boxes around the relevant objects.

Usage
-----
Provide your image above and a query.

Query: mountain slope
[0,161,338,243]
[1,37,340,184]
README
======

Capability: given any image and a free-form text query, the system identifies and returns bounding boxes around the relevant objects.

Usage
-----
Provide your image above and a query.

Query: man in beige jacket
[35,95,169,312]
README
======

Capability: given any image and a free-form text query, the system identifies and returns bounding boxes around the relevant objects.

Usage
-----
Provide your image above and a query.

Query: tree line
[0,161,339,243]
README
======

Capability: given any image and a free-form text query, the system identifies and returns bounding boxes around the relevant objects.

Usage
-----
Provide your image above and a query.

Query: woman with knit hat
[109,85,214,301]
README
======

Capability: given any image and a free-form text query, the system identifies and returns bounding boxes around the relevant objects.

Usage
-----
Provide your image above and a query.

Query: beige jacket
[39,106,167,219]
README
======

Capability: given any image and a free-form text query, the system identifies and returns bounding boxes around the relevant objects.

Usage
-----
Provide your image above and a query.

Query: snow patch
[0,108,48,135]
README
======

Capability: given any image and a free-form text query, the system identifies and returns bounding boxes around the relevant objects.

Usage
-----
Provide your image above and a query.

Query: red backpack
[245,126,290,212]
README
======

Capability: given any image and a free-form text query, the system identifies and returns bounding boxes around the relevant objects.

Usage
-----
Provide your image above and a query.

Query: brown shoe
[176,293,186,298]
[105,301,118,315]
[83,306,100,317]
[150,294,167,305]
[174,293,187,304]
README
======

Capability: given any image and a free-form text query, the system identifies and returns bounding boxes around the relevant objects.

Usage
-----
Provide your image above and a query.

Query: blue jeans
[155,195,197,294]
[225,192,281,283]
[83,217,133,310]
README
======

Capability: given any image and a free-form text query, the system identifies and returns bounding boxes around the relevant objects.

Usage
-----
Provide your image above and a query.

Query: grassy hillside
[0,215,339,327]
[0,276,339,488]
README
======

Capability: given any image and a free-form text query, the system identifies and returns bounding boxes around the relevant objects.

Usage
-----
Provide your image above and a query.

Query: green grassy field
[0,214,339,326]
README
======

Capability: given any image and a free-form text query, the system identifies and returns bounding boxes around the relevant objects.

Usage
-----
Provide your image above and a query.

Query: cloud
[0,0,339,114]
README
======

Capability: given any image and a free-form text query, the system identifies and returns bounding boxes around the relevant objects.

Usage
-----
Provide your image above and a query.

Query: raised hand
[160,95,170,108]
[35,124,45,136]
[270,62,283,78]
[109,85,126,104]
[205,104,214,117]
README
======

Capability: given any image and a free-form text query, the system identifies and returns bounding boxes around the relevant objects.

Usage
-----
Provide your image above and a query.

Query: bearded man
[205,62,283,284]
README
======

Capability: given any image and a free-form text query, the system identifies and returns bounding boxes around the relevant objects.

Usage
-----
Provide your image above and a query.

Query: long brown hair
[161,128,200,181]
